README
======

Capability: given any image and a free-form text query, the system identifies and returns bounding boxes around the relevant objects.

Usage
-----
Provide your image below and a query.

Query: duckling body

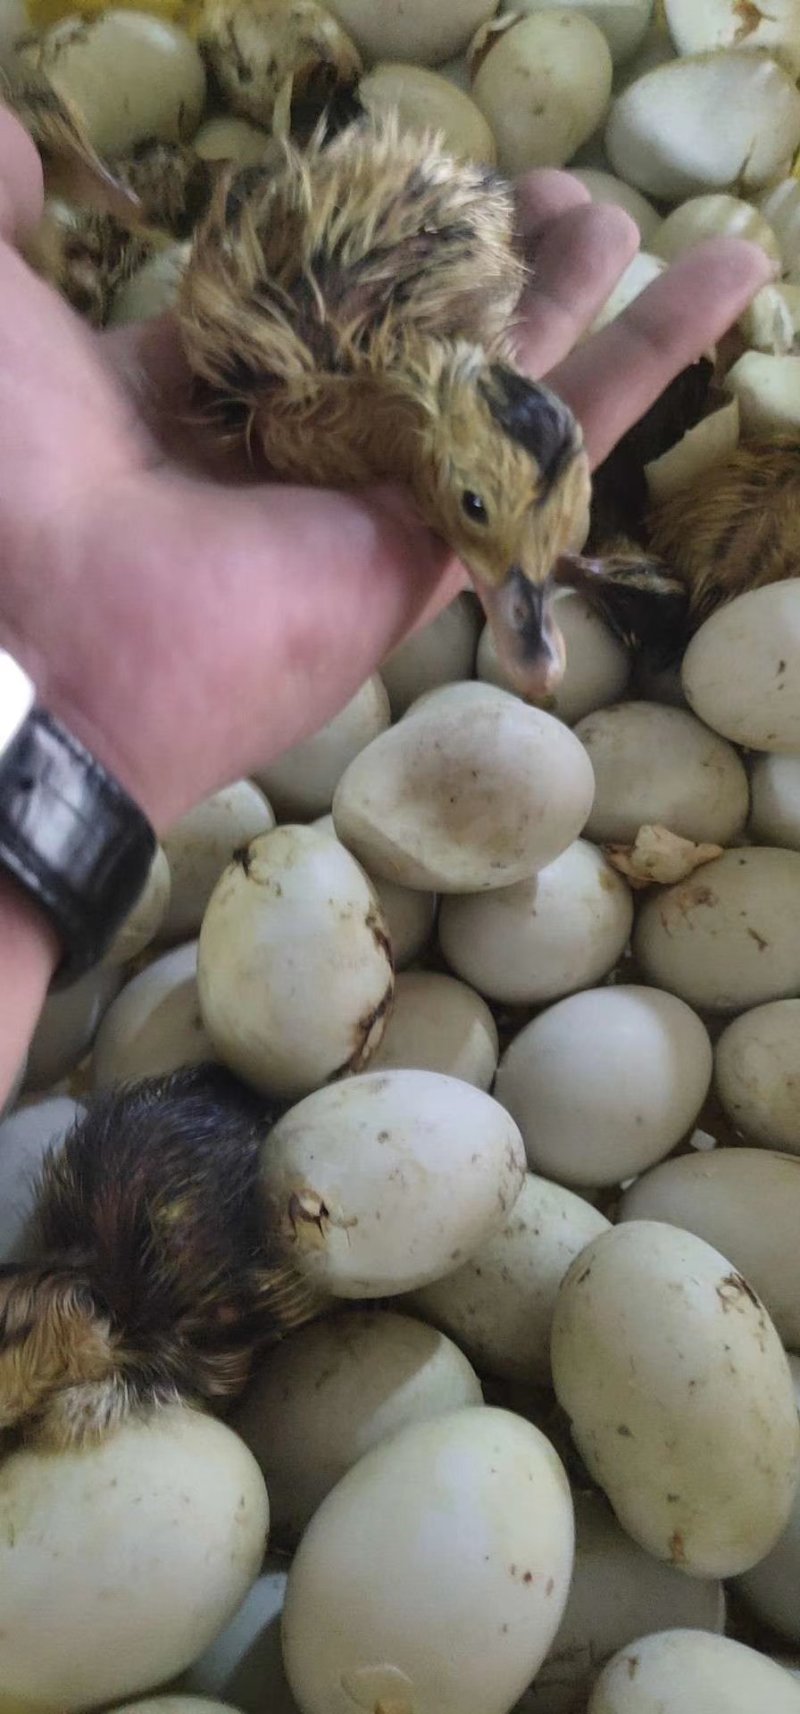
[179,112,590,695]
[0,1066,319,1449]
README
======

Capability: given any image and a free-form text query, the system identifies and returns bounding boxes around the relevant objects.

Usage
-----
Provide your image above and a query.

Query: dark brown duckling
[0,1065,321,1450]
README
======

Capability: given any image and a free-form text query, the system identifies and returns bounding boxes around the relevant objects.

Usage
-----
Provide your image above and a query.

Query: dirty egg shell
[634,847,800,1013]
[232,1309,482,1543]
[409,1172,610,1386]
[312,816,437,969]
[574,701,749,845]
[551,1221,800,1578]
[198,827,393,1100]
[470,12,613,174]
[91,940,217,1088]
[31,10,206,157]
[519,1492,724,1714]
[683,580,800,754]
[360,62,497,162]
[367,969,498,1089]
[494,985,712,1189]
[326,0,494,65]
[160,780,275,943]
[253,676,390,821]
[332,681,595,892]
[281,1406,575,1714]
[714,1000,800,1153]
[587,1629,800,1712]
[476,590,631,725]
[439,837,633,1006]
[620,1147,800,1348]
[259,1068,526,1296]
[0,1409,268,1713]
[665,0,800,77]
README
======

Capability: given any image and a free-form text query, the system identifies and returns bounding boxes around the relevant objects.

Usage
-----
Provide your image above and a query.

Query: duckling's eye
[461,490,489,525]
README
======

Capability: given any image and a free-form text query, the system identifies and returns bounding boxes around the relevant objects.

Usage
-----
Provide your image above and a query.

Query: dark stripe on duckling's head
[481,367,580,501]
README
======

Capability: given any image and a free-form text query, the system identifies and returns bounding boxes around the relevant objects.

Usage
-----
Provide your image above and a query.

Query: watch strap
[0,706,156,987]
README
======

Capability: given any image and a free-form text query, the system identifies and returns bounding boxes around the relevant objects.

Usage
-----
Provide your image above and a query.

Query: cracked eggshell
[232,1310,482,1543]
[494,986,712,1189]
[254,677,390,821]
[682,581,800,753]
[665,0,800,77]
[476,591,631,724]
[367,970,498,1089]
[281,1406,575,1714]
[198,827,394,1100]
[574,701,748,845]
[91,941,217,1088]
[438,838,633,1006]
[590,248,665,332]
[551,1221,800,1578]
[160,780,275,943]
[519,1492,724,1714]
[714,1000,800,1153]
[605,50,800,199]
[104,845,171,965]
[332,681,595,892]
[409,1172,610,1386]
[0,1096,83,1263]
[326,0,494,64]
[470,12,613,173]
[360,62,497,161]
[312,817,437,968]
[31,11,206,157]
[620,1147,800,1348]
[634,847,800,1012]
[0,1409,268,1714]
[587,1629,800,1712]
[259,1068,526,1297]
[381,594,480,718]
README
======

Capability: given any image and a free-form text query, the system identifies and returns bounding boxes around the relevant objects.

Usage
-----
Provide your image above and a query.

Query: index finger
[0,104,44,241]
[549,236,774,468]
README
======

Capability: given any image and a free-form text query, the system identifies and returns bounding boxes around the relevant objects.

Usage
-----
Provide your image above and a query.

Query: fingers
[0,105,44,242]
[514,200,640,379]
[514,167,591,239]
[549,235,775,468]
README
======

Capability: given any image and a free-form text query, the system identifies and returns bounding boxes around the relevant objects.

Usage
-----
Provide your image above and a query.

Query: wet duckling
[178,111,591,698]
[0,1065,321,1450]
[1,54,142,223]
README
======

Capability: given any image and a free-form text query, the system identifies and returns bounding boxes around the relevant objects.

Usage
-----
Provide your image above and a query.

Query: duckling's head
[410,350,591,699]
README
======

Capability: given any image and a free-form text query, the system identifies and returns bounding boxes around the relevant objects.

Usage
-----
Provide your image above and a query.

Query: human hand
[0,105,773,837]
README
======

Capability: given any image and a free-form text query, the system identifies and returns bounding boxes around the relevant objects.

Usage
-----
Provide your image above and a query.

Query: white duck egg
[25,961,122,1091]
[91,940,216,1088]
[367,970,498,1089]
[723,353,800,435]
[551,1221,800,1577]
[360,62,497,161]
[664,0,800,76]
[381,594,480,718]
[179,1558,298,1711]
[160,780,275,943]
[570,167,659,240]
[232,1309,482,1543]
[574,701,749,845]
[311,818,437,968]
[409,1172,610,1386]
[0,1409,267,1713]
[590,249,666,332]
[332,681,595,892]
[254,676,390,821]
[494,985,712,1189]
[620,1146,800,1349]
[759,176,800,273]
[104,845,171,966]
[30,11,206,156]
[439,837,633,1006]
[498,0,654,66]
[193,114,272,163]
[476,591,631,724]
[108,242,190,325]
[259,1068,526,1297]
[750,754,800,849]
[470,12,613,173]
[605,49,800,199]
[519,1492,724,1714]
[714,1000,800,1153]
[634,847,800,1012]
[0,1096,82,1264]
[683,580,800,753]
[198,826,393,1099]
[651,193,782,265]
[326,0,495,64]
[587,1629,800,1712]
[281,1407,575,1714]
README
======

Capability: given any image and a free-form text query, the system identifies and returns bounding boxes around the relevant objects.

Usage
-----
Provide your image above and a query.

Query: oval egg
[31,10,206,156]
[714,1000,800,1152]
[573,701,748,846]
[160,780,275,944]
[682,580,800,752]
[91,941,216,1088]
[366,969,498,1088]
[254,676,390,821]
[587,1629,800,1712]
[476,591,631,726]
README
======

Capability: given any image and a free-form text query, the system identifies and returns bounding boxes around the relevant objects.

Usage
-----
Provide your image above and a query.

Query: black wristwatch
[0,648,157,987]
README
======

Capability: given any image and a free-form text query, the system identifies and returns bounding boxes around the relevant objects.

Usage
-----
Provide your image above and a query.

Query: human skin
[0,103,773,1100]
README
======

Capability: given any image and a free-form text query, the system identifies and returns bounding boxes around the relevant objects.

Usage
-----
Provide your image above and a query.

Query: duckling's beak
[477,568,566,704]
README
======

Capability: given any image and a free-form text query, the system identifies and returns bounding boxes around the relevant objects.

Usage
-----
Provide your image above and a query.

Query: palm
[0,108,771,831]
